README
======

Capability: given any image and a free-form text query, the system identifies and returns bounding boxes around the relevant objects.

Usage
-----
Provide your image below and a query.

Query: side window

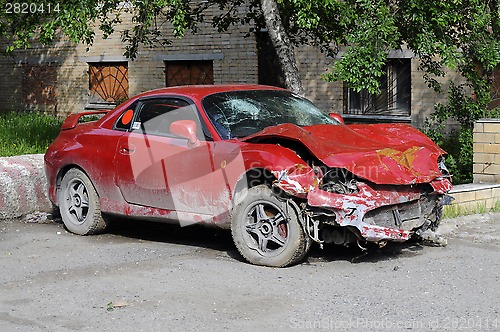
[114,102,138,131]
[133,98,206,140]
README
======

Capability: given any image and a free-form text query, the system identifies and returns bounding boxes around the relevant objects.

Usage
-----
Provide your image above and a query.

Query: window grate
[89,62,129,104]
[344,59,411,117]
[165,60,214,87]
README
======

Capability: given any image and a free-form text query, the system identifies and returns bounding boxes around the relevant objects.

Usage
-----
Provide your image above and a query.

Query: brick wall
[410,60,463,128]
[0,9,258,115]
[294,48,458,127]
[295,46,343,113]
[0,9,455,124]
[473,119,500,183]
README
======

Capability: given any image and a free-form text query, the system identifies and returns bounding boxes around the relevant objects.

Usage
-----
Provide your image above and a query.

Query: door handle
[119,144,136,155]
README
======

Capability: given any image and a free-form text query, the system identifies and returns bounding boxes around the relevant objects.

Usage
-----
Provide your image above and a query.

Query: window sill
[342,114,411,123]
[85,103,118,111]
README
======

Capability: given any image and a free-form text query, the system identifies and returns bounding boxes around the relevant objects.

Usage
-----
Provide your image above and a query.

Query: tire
[231,185,310,267]
[58,168,108,235]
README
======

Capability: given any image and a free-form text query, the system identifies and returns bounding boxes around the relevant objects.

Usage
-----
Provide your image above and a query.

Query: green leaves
[317,0,400,94]
[0,0,497,108]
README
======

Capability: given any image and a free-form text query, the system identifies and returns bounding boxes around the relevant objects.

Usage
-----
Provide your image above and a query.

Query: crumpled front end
[272,164,453,245]
[307,178,452,243]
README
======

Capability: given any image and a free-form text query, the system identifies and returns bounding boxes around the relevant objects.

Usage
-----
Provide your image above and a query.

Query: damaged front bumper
[302,178,453,243]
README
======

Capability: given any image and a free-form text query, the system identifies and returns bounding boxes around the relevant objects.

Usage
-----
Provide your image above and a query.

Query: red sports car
[45,85,452,267]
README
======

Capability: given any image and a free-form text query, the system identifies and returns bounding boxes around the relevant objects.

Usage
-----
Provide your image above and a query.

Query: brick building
[0,11,462,128]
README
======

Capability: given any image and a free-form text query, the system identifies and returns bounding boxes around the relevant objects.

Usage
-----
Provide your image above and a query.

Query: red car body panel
[45,85,452,244]
[243,123,445,185]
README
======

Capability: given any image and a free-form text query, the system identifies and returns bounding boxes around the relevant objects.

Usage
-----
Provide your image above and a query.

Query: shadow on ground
[78,215,430,266]
[305,240,426,265]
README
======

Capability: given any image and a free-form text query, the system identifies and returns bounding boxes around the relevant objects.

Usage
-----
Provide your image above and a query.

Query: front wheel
[58,168,109,235]
[231,185,310,267]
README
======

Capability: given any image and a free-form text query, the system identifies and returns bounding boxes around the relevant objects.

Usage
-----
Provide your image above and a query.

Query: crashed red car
[45,85,452,267]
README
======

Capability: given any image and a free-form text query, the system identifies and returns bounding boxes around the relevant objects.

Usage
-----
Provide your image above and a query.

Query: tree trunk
[260,0,303,95]
[489,0,499,39]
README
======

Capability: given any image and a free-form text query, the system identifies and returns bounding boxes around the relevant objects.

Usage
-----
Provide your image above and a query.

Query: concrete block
[474,122,484,133]
[485,198,495,209]
[483,143,500,154]
[450,192,464,203]
[487,164,500,176]
[474,174,497,183]
[458,201,481,212]
[475,188,493,201]
[473,143,484,153]
[457,191,476,203]
[483,123,500,133]
[473,164,486,174]
[493,187,500,198]
[474,133,496,143]
[474,153,495,163]
[0,154,51,220]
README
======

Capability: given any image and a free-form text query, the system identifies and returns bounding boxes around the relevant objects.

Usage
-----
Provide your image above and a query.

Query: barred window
[344,59,411,118]
[165,60,213,87]
[88,62,129,105]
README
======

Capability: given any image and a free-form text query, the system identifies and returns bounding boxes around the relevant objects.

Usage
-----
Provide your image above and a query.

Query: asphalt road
[1,213,499,331]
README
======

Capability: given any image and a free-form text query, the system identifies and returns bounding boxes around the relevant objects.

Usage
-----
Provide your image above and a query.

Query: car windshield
[202,90,339,139]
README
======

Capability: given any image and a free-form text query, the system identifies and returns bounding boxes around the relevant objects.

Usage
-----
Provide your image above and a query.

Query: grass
[494,200,500,213]
[443,200,500,219]
[0,111,63,157]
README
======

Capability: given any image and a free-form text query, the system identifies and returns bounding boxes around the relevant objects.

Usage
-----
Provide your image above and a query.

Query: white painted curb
[0,154,51,219]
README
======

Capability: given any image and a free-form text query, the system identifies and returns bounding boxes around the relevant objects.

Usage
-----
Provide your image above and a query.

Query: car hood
[242,123,446,185]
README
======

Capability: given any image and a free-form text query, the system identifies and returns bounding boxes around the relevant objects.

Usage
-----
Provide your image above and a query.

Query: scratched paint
[45,85,453,248]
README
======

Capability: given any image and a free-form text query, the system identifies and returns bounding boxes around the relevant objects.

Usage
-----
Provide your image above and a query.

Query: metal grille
[344,59,411,117]
[165,61,214,86]
[363,195,438,231]
[89,62,129,104]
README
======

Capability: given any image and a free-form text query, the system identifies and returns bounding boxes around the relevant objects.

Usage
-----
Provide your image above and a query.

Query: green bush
[422,83,500,184]
[0,111,63,157]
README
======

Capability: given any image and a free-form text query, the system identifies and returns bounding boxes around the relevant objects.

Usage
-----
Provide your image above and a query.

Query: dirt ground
[1,213,499,331]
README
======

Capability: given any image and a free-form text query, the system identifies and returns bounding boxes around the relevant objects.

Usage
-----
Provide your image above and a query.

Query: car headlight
[438,156,450,176]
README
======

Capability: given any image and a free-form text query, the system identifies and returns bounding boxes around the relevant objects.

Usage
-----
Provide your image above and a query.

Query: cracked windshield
[202,90,339,139]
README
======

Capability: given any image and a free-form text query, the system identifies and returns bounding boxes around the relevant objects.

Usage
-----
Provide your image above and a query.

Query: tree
[1,0,498,101]
[260,0,303,94]
[283,0,499,184]
[2,1,497,183]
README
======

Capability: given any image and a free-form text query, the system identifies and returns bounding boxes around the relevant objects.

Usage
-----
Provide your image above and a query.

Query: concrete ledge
[0,154,51,219]
[445,183,500,217]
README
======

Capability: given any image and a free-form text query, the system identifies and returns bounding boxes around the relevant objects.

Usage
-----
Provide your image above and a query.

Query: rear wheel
[231,185,310,267]
[58,168,108,235]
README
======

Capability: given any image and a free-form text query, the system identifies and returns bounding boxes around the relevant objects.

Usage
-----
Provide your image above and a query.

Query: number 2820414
[5,2,60,14]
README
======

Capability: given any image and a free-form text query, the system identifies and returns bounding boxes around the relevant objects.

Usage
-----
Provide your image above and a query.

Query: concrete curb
[0,154,51,220]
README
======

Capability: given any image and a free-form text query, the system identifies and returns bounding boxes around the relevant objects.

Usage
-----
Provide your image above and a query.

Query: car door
[113,97,216,219]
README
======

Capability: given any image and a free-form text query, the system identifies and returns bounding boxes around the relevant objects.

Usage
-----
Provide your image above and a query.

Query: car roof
[133,84,287,101]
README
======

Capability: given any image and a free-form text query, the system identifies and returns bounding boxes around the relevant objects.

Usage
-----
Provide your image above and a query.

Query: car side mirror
[329,112,345,125]
[170,120,200,148]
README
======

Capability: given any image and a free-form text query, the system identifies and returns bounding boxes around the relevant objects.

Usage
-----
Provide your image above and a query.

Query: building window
[344,59,411,118]
[22,64,58,107]
[88,62,129,105]
[165,60,213,87]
